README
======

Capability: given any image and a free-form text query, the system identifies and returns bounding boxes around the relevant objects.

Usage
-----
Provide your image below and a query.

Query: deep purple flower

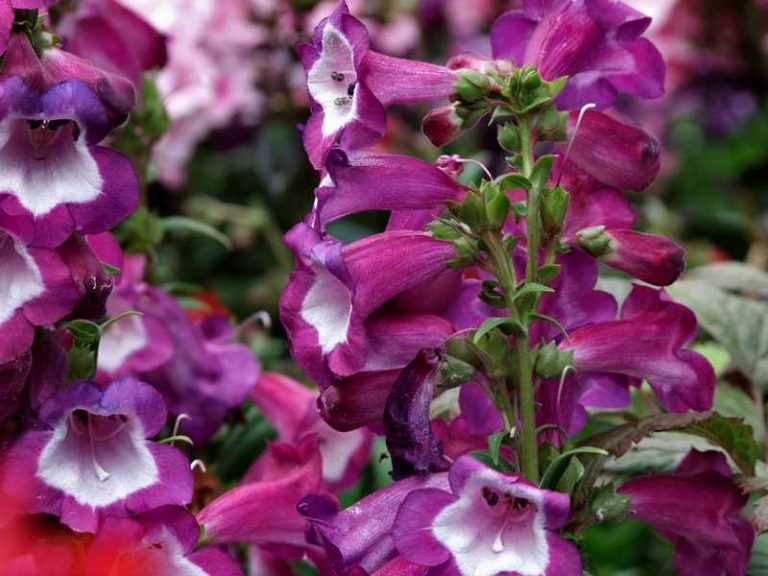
[280,224,458,389]
[86,506,243,576]
[490,0,665,110]
[0,232,81,365]
[300,472,450,574]
[392,456,581,575]
[0,73,138,247]
[299,1,457,167]
[618,449,754,576]
[560,284,715,412]
[385,349,450,480]
[0,349,31,424]
[57,233,117,319]
[249,371,372,492]
[2,378,193,533]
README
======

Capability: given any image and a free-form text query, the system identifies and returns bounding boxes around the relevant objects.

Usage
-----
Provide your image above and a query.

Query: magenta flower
[315,148,467,231]
[249,371,372,491]
[490,0,665,109]
[198,435,325,549]
[392,456,581,576]
[299,1,457,167]
[86,506,242,576]
[3,378,193,533]
[565,110,660,192]
[0,232,82,365]
[618,450,754,576]
[560,284,715,412]
[280,224,458,388]
[300,472,450,574]
[0,69,138,247]
[60,0,168,88]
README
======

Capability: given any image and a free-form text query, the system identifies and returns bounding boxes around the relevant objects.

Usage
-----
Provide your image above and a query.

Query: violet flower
[300,472,450,574]
[490,0,665,110]
[280,224,458,389]
[618,449,754,576]
[86,506,242,576]
[392,456,581,575]
[0,232,81,365]
[2,377,193,533]
[299,1,458,167]
[0,39,139,247]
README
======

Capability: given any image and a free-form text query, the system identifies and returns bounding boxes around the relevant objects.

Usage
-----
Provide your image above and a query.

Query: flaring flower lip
[561,284,715,413]
[300,472,450,575]
[0,232,82,365]
[2,377,193,533]
[490,0,665,110]
[392,456,581,576]
[0,76,138,248]
[299,1,456,167]
[86,506,243,576]
[618,449,754,576]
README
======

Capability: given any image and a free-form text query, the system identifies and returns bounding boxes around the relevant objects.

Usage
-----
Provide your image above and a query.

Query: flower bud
[535,342,574,379]
[601,229,685,286]
[423,104,463,147]
[541,186,570,237]
[454,69,491,103]
[566,110,660,192]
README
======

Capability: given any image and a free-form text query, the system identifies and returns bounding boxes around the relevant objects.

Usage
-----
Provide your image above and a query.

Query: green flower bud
[541,186,570,237]
[576,225,613,257]
[455,69,492,103]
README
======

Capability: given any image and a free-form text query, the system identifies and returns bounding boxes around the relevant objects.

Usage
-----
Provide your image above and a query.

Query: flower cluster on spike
[0,4,257,575]
[278,1,755,574]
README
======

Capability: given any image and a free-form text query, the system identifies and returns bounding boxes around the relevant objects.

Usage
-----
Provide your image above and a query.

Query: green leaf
[473,317,515,344]
[66,320,101,346]
[102,262,121,276]
[714,383,765,439]
[512,282,554,304]
[537,264,561,284]
[683,412,760,475]
[555,456,585,494]
[488,430,507,466]
[162,216,233,250]
[669,280,768,389]
[495,172,531,191]
[540,447,608,490]
[66,347,96,381]
[689,262,768,298]
[749,533,768,575]
[529,155,557,190]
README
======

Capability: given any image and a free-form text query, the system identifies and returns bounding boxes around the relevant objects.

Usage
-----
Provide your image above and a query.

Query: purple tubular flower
[198,435,325,548]
[86,506,243,576]
[2,377,193,533]
[0,75,139,247]
[318,368,402,431]
[385,350,449,480]
[565,110,660,192]
[458,381,504,436]
[490,0,665,110]
[392,456,581,576]
[591,228,685,286]
[0,2,9,56]
[298,1,457,167]
[618,449,754,576]
[60,0,168,88]
[316,148,467,229]
[249,372,373,492]
[280,226,458,388]
[300,472,450,574]
[561,284,715,412]
[0,232,81,365]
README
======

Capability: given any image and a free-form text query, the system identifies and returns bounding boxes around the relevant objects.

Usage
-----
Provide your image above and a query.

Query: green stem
[518,114,540,482]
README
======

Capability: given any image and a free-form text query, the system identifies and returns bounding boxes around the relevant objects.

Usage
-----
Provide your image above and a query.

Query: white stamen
[190,459,207,473]
[557,102,597,186]
[450,156,494,181]
[87,416,111,482]
[172,413,192,438]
